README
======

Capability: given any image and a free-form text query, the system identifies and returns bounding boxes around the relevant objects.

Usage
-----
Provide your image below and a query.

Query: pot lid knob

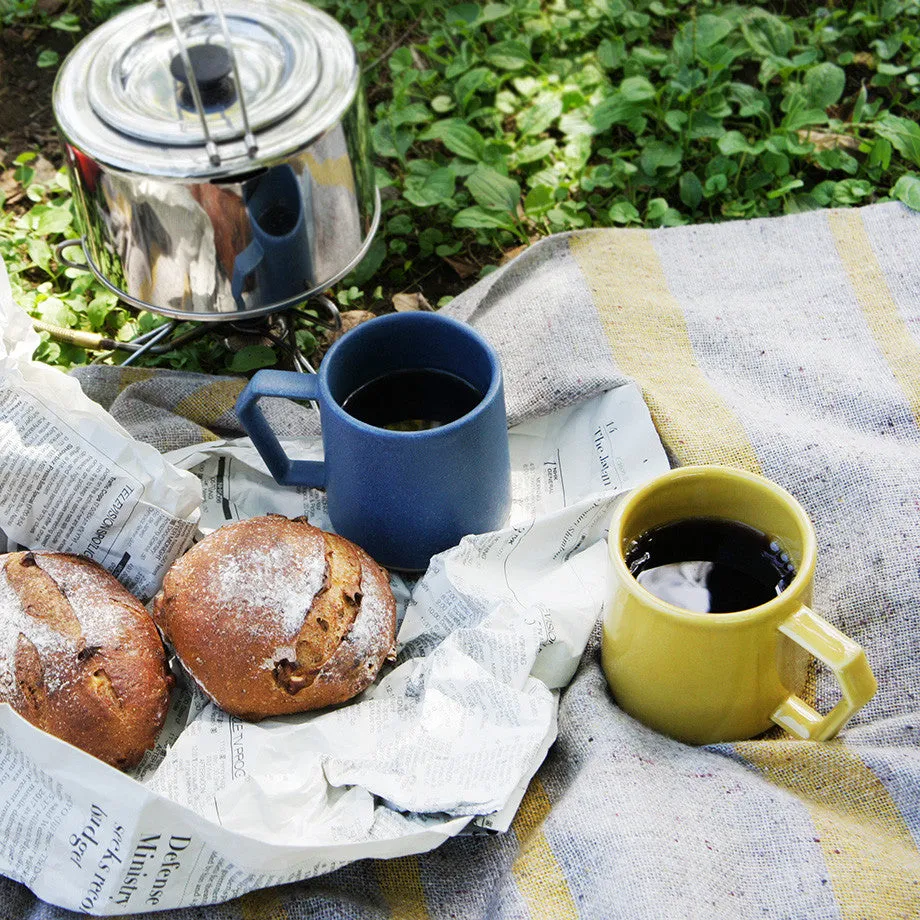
[169,43,236,108]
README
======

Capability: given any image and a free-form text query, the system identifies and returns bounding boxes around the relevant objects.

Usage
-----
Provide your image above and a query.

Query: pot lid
[87,4,320,147]
[54,0,360,179]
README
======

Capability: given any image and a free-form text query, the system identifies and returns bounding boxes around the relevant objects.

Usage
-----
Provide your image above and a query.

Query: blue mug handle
[231,240,264,305]
[235,370,326,488]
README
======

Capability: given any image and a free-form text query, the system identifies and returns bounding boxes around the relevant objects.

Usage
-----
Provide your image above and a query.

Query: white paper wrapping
[0,259,669,913]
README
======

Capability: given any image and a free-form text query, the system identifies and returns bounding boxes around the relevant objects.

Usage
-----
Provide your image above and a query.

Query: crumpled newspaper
[0,255,669,913]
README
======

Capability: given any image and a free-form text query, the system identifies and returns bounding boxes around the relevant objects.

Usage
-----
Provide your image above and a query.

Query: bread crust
[0,552,173,770]
[152,515,397,720]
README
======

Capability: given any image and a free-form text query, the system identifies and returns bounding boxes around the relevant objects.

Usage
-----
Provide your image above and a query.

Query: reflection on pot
[232,164,314,308]
[63,122,376,320]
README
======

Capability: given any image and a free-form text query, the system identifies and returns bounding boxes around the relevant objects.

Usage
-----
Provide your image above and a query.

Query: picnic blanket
[4,200,920,919]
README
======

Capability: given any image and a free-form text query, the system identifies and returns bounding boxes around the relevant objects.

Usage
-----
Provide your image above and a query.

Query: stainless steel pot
[53,0,378,321]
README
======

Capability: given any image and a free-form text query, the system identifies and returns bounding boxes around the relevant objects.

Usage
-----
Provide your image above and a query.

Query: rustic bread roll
[152,515,397,720]
[0,551,172,769]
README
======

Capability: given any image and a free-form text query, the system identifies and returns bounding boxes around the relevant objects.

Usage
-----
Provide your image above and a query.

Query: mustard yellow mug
[602,465,877,745]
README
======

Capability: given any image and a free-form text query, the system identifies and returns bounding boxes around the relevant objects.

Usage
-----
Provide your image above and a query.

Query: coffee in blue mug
[235,312,512,571]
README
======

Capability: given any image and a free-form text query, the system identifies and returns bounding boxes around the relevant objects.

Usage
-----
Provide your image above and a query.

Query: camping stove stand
[100,295,341,371]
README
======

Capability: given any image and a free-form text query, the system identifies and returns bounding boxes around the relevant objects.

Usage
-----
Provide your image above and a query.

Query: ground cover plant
[1,0,920,372]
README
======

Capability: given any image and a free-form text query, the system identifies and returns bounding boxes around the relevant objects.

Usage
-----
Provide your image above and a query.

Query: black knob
[170,44,236,109]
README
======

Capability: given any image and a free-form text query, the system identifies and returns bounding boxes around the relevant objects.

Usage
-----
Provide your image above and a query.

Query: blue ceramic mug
[235,312,512,571]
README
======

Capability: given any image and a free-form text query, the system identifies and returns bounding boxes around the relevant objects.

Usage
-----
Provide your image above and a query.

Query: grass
[3,0,920,372]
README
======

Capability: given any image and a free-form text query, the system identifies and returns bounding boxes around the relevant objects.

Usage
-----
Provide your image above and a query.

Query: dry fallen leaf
[443,255,478,279]
[31,154,59,187]
[797,129,860,152]
[0,170,23,206]
[338,309,378,333]
[500,244,528,265]
[392,292,432,312]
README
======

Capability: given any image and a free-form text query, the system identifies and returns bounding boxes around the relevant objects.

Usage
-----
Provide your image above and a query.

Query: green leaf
[679,172,703,210]
[447,3,480,26]
[766,178,804,199]
[513,139,556,165]
[598,38,626,70]
[874,115,920,168]
[33,296,74,328]
[523,185,554,217]
[51,12,81,31]
[619,76,656,103]
[718,131,754,156]
[730,83,769,118]
[37,49,59,68]
[452,206,517,230]
[892,174,920,211]
[741,11,794,58]
[387,214,415,235]
[782,107,829,131]
[591,94,645,133]
[608,201,640,224]
[804,63,846,110]
[27,238,52,274]
[704,173,729,196]
[228,346,277,373]
[372,122,413,159]
[852,84,868,124]
[466,166,520,212]
[455,68,493,106]
[868,137,893,171]
[695,15,735,50]
[32,205,73,236]
[640,141,682,174]
[391,103,432,127]
[517,96,562,136]
[485,41,531,71]
[479,3,511,22]
[403,167,456,207]
[420,119,487,161]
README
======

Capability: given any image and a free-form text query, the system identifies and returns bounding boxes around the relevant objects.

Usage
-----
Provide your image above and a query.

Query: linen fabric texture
[5,201,920,919]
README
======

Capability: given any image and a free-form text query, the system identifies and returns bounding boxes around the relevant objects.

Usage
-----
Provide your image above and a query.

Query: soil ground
[0,26,77,166]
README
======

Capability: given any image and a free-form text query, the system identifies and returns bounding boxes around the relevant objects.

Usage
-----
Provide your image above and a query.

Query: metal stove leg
[120,321,176,365]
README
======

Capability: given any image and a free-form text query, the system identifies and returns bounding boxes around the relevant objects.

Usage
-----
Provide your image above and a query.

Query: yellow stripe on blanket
[737,741,920,920]
[569,230,761,472]
[375,856,431,920]
[116,367,156,392]
[174,377,247,443]
[572,225,919,917]
[828,209,920,427]
[511,778,578,920]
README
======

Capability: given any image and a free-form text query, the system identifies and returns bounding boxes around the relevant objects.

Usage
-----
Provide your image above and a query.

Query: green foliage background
[3,0,920,371]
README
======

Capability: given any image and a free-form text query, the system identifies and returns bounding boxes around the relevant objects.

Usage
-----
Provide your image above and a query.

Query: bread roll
[152,515,397,720]
[0,552,172,769]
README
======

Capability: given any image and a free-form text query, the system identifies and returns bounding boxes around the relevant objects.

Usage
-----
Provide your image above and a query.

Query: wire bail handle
[156,0,258,165]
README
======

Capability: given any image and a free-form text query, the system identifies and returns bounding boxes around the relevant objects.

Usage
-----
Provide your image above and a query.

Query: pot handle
[55,237,89,271]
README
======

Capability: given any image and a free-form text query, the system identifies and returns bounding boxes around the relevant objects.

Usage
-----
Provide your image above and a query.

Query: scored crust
[0,552,173,770]
[152,515,397,720]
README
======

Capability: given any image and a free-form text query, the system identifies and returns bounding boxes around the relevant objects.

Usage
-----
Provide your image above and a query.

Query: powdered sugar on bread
[153,516,397,720]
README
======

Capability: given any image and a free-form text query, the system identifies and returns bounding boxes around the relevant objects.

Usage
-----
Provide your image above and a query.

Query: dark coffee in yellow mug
[603,465,877,744]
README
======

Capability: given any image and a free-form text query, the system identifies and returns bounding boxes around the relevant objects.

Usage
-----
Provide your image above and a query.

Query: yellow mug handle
[770,606,877,741]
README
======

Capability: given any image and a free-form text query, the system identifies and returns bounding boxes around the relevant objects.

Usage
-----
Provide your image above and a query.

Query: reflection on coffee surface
[341,368,483,432]
[625,518,796,613]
